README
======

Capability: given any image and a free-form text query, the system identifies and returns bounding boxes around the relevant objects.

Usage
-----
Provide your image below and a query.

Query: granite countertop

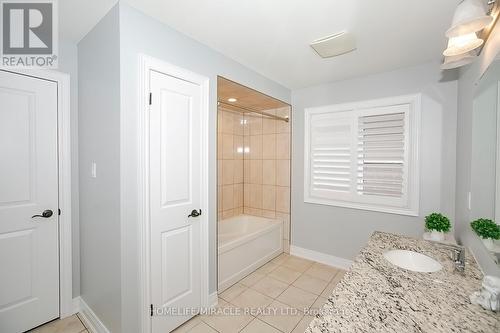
[306,232,500,333]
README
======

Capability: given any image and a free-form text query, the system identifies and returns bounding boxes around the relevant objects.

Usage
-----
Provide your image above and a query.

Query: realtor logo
[1,0,58,68]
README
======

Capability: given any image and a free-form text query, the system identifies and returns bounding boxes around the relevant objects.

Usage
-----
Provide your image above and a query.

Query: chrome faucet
[440,244,466,273]
[452,246,466,273]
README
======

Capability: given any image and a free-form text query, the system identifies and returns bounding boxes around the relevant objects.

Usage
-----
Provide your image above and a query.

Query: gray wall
[470,66,499,220]
[58,40,80,297]
[118,3,290,332]
[291,62,458,260]
[78,5,122,332]
[455,21,500,277]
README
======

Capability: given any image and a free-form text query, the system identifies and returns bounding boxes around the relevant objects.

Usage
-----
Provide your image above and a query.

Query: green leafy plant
[425,213,451,232]
[470,219,500,240]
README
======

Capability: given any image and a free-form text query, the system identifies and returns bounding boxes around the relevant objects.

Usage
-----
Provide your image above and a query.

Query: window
[304,94,420,216]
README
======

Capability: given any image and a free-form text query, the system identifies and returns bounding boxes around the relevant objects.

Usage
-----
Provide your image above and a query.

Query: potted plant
[425,213,451,241]
[470,218,500,250]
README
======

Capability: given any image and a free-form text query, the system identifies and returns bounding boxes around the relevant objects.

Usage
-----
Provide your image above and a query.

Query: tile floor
[30,254,345,333]
[28,313,88,333]
[174,254,346,333]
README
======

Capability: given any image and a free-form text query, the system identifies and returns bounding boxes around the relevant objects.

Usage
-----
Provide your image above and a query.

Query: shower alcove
[217,77,292,291]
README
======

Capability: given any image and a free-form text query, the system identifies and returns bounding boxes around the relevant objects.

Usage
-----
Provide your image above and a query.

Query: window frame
[304,94,421,216]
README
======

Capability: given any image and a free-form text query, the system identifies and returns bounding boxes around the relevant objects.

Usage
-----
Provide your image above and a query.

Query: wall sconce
[442,0,498,69]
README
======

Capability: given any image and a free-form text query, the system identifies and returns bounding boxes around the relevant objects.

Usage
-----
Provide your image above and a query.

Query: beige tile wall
[218,109,245,219]
[218,106,292,253]
[244,107,291,253]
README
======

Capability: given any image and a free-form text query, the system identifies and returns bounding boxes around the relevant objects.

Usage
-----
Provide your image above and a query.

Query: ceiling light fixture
[446,0,494,37]
[443,32,484,57]
[227,98,237,102]
[310,31,356,58]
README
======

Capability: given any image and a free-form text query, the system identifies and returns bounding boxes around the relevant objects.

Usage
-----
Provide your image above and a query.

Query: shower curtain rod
[217,101,289,122]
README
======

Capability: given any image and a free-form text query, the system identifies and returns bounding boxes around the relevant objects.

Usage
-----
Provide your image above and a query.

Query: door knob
[188,209,202,218]
[32,210,54,218]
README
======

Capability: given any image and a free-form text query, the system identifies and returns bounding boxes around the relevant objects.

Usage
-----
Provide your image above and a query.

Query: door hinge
[58,208,61,216]
[149,92,152,105]
[150,304,153,317]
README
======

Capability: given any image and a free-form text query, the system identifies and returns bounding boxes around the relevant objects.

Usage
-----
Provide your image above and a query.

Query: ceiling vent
[310,32,356,58]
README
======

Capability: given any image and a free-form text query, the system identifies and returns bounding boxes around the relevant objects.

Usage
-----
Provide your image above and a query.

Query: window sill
[304,196,419,217]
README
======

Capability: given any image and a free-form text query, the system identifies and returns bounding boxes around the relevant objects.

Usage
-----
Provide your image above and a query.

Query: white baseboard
[208,292,218,308]
[290,245,353,270]
[76,296,111,333]
[74,292,217,333]
[72,297,81,315]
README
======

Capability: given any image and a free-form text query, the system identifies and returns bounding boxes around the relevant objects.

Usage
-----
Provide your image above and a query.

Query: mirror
[471,57,500,266]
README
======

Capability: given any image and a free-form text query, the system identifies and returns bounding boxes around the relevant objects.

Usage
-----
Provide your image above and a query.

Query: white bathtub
[218,215,283,292]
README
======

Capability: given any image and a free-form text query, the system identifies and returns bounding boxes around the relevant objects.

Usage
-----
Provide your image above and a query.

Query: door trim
[138,55,210,333]
[0,69,73,318]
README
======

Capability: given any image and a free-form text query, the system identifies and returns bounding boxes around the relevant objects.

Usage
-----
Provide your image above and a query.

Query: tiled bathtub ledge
[307,231,500,333]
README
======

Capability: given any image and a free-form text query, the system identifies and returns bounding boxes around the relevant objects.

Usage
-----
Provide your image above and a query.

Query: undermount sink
[383,249,442,273]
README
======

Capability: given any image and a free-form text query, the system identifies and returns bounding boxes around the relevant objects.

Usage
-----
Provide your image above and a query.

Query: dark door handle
[32,210,53,218]
[188,209,202,218]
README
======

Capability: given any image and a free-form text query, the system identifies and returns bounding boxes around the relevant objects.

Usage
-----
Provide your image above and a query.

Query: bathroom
[1,1,500,333]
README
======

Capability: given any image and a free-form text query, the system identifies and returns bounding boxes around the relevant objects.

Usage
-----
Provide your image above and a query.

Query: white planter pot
[481,237,495,250]
[429,231,445,241]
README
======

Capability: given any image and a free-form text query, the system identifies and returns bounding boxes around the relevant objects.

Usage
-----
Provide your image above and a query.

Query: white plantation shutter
[309,115,353,195]
[304,95,420,216]
[357,112,406,198]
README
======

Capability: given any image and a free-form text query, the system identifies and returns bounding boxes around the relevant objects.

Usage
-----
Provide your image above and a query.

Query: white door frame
[138,55,210,333]
[0,69,73,318]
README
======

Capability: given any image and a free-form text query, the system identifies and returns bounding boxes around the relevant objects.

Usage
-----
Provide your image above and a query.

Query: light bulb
[443,33,483,57]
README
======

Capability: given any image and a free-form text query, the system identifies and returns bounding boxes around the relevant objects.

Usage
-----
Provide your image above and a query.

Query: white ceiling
[61,0,461,89]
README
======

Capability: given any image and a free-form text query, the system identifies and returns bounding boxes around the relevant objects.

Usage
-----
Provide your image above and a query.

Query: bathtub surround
[307,232,498,333]
[218,100,292,253]
[217,108,245,219]
[242,107,292,252]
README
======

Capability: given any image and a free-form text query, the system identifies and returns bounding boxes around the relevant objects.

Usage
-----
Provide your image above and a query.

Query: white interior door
[149,69,204,333]
[0,71,59,332]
